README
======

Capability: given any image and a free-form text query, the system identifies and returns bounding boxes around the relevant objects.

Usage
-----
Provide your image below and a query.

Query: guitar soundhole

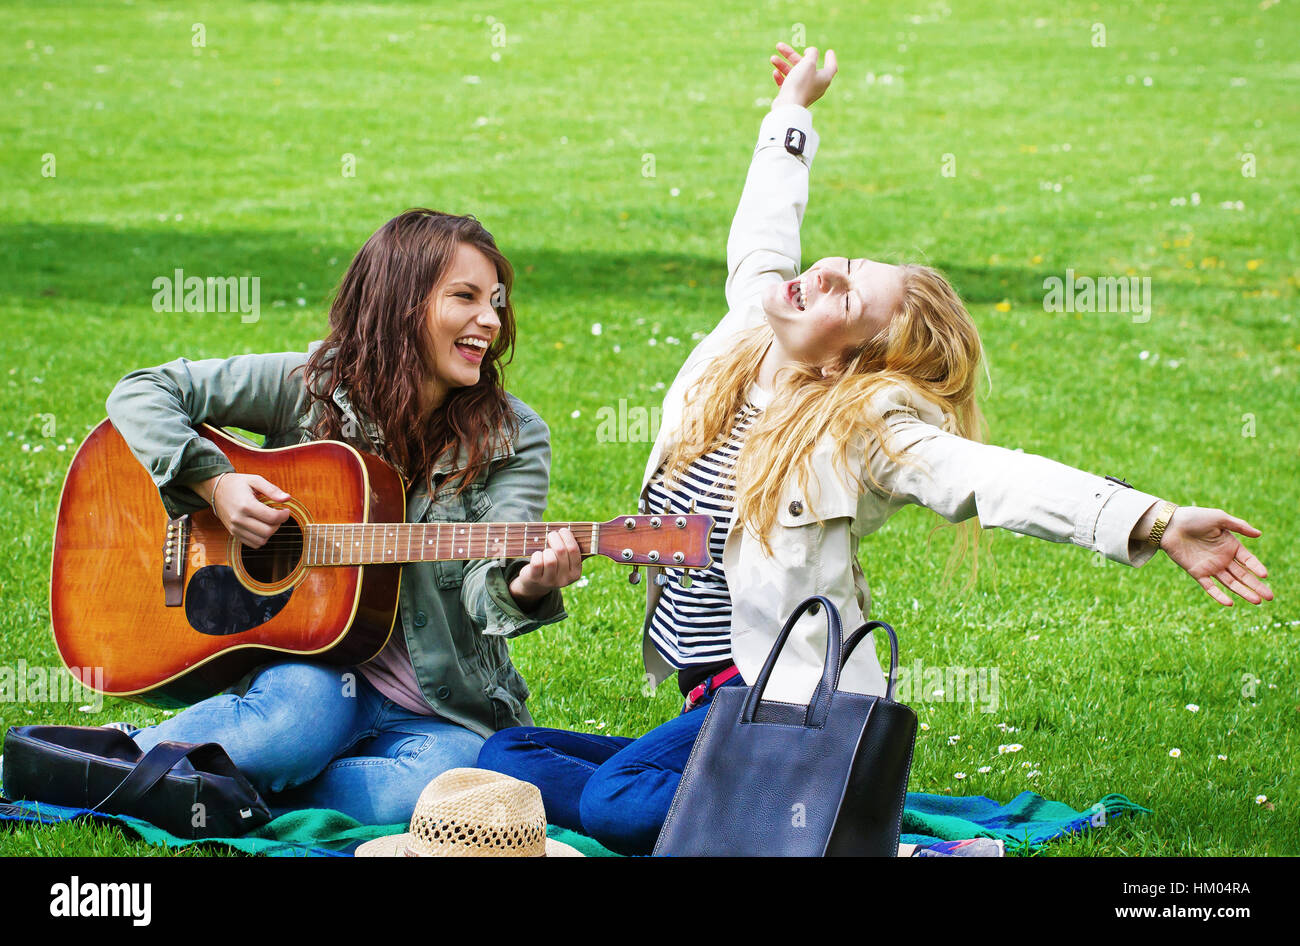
[240,515,303,585]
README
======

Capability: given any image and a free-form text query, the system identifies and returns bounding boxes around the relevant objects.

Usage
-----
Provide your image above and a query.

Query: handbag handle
[841,620,901,703]
[93,740,244,813]
[742,595,844,728]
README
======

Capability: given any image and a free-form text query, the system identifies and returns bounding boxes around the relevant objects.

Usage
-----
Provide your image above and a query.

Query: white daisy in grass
[948,734,960,745]
[978,766,992,774]
[1169,748,1182,758]
[919,722,930,731]
[1218,754,1228,761]
[1027,770,1041,779]
[998,743,1024,754]
[1186,703,1200,712]
[954,772,966,780]
[1255,795,1267,805]
[591,323,602,336]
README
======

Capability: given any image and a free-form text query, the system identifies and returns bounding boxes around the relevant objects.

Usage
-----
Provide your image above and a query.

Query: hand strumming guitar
[191,472,293,549]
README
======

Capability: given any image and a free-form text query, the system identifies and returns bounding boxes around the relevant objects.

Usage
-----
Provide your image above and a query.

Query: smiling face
[761,256,906,365]
[422,241,503,410]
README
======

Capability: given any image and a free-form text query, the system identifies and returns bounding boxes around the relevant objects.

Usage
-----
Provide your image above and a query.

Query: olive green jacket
[105,341,566,738]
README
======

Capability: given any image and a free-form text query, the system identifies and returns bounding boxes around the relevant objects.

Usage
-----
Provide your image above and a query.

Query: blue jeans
[476,672,744,856]
[130,660,484,825]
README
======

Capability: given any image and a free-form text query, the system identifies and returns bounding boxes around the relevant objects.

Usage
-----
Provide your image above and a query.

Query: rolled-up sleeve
[461,409,569,637]
[104,349,313,519]
[863,385,1163,566]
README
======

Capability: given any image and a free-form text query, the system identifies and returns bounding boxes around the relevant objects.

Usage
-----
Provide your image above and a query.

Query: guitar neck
[303,521,602,566]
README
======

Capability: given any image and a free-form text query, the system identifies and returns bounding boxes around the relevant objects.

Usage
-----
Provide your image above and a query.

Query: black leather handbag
[1,725,272,839]
[654,595,917,856]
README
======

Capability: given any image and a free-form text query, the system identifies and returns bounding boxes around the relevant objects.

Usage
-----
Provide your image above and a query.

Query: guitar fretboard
[303,521,600,566]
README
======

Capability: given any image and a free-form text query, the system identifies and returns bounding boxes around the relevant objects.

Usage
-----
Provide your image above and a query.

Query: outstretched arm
[861,386,1272,607]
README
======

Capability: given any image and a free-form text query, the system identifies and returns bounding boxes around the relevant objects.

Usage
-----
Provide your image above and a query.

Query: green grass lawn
[1,0,1295,856]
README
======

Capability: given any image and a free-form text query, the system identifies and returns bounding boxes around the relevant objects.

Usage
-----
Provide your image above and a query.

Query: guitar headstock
[596,514,714,569]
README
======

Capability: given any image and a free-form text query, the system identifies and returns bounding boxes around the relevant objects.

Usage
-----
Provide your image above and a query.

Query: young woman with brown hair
[105,209,584,824]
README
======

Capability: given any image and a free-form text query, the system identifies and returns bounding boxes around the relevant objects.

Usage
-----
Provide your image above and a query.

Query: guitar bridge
[162,515,189,607]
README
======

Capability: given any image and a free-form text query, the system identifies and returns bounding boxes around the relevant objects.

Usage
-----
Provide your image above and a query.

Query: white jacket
[638,104,1163,704]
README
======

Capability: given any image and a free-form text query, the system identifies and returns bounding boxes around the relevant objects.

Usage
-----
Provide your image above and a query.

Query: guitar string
[194,522,703,563]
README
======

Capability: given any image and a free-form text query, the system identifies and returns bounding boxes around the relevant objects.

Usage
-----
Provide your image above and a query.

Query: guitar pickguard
[184,565,293,636]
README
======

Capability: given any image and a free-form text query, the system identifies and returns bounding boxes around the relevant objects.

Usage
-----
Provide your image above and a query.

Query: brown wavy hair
[303,209,518,496]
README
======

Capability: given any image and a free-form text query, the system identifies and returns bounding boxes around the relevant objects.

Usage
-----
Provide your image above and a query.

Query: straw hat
[355,768,582,857]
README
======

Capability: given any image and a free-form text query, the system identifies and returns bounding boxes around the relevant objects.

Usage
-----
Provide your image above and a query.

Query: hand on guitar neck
[506,527,583,610]
[190,471,583,611]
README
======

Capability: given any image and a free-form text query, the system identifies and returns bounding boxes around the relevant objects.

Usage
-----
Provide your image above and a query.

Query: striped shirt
[645,383,769,672]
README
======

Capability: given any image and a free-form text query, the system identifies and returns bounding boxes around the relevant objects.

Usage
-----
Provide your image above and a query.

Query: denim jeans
[476,671,745,856]
[130,660,484,825]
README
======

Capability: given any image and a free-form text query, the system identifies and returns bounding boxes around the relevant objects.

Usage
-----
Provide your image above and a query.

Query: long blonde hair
[658,263,991,587]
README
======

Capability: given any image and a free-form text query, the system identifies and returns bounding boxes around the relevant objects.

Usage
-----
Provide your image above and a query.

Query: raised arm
[860,385,1272,606]
[720,46,838,323]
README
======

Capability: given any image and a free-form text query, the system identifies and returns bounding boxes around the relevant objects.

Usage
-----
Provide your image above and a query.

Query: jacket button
[789,500,804,516]
[436,685,451,700]
[414,611,427,627]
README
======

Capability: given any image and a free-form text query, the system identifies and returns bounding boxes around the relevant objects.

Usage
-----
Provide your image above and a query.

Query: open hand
[1160,507,1273,606]
[771,43,838,109]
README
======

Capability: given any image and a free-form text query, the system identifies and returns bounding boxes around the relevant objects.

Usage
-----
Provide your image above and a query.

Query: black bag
[654,595,917,856]
[1,725,272,839]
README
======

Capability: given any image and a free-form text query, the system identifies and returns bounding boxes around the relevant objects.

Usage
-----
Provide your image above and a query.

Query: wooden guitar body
[51,421,404,707]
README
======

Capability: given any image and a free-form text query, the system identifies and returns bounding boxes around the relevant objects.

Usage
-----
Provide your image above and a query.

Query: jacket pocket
[484,660,531,730]
[776,477,857,528]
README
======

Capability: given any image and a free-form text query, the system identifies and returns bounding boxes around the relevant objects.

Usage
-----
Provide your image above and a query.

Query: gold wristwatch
[1147,500,1178,548]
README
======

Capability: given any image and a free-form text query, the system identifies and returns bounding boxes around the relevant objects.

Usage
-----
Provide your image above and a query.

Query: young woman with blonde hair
[478,44,1272,854]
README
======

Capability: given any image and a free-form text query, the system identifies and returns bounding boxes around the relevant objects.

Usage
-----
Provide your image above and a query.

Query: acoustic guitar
[51,420,713,707]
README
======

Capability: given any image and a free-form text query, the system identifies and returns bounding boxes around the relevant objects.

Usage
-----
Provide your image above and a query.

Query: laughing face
[761,256,905,364]
[422,242,503,409]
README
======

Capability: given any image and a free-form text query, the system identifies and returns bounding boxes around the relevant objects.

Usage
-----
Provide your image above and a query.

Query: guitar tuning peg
[680,572,693,589]
[654,572,670,587]
[628,565,641,585]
